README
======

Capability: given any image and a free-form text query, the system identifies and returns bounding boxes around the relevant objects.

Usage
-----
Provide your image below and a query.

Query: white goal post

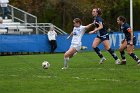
[130,0,133,30]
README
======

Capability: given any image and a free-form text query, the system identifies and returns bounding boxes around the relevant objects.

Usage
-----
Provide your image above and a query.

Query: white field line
[35,75,57,79]
[0,74,120,82]
[72,77,120,82]
[0,74,18,77]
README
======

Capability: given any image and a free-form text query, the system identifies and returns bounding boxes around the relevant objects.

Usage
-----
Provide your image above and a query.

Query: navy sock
[108,48,118,60]
[94,47,103,58]
[130,53,139,62]
[120,51,126,60]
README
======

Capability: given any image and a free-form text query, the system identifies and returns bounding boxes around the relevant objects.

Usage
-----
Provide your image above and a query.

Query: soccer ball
[42,61,50,69]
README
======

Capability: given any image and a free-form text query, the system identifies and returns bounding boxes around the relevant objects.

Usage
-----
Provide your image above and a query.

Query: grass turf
[0,50,140,93]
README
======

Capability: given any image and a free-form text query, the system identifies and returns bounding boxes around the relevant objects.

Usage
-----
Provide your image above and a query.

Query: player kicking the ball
[62,18,93,69]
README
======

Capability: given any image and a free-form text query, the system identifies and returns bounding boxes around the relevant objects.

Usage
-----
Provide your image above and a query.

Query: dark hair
[73,18,82,24]
[96,8,102,16]
[118,16,126,23]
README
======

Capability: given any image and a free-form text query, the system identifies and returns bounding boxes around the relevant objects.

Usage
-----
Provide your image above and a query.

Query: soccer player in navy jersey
[117,16,140,65]
[89,8,121,64]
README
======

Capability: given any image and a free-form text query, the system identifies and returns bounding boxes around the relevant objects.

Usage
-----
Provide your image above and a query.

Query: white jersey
[71,25,86,45]
[0,0,9,7]
[0,23,7,29]
[48,30,57,41]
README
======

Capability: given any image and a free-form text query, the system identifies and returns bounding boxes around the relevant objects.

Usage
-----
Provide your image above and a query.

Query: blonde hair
[73,18,82,25]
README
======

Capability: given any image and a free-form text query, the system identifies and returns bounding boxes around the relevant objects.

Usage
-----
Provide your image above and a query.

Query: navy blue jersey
[120,23,133,40]
[93,16,107,37]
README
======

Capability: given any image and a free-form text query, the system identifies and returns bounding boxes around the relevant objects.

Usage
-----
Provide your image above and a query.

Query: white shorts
[70,43,81,51]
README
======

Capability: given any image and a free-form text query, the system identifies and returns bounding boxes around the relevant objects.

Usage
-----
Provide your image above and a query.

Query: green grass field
[0,50,140,93]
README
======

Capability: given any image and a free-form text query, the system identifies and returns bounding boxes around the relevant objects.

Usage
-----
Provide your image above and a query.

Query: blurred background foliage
[10,0,140,33]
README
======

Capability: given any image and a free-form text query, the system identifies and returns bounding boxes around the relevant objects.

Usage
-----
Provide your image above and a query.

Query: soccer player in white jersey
[62,18,93,69]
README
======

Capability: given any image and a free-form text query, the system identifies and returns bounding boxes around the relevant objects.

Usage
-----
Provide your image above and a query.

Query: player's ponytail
[96,8,102,16]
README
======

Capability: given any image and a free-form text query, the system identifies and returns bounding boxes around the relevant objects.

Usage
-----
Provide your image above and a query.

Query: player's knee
[127,52,132,55]
[92,45,96,48]
[119,48,124,52]
[64,53,69,58]
[119,48,122,52]
[105,46,110,50]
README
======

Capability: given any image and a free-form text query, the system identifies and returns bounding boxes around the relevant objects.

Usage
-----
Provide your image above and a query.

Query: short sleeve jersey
[120,23,133,40]
[93,16,107,36]
[71,25,86,45]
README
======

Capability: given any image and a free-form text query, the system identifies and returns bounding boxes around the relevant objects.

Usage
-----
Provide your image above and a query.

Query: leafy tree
[9,0,140,33]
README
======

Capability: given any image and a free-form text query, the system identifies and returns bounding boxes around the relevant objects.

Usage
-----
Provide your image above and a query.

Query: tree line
[10,0,140,33]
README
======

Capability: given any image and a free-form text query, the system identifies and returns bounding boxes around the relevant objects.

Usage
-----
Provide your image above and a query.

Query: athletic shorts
[97,34,109,42]
[126,36,136,45]
[70,43,81,51]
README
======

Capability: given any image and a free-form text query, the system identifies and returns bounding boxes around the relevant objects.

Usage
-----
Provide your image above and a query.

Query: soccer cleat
[81,46,88,50]
[120,61,126,65]
[99,57,106,64]
[138,63,140,66]
[137,60,140,66]
[62,66,68,70]
[115,59,121,65]
[73,52,77,56]
[120,59,126,65]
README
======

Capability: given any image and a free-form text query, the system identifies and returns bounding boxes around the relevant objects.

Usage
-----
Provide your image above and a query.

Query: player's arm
[127,28,133,45]
[85,23,94,30]
[67,32,73,39]
[89,22,103,34]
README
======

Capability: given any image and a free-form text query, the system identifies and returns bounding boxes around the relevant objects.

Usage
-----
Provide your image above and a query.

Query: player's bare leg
[92,38,106,64]
[62,47,77,69]
[119,40,127,65]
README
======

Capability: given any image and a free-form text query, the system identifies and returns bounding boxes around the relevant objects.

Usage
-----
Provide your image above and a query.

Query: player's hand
[95,22,100,25]
[121,39,125,44]
[67,36,70,39]
[89,29,97,34]
[130,41,133,46]
[89,31,95,34]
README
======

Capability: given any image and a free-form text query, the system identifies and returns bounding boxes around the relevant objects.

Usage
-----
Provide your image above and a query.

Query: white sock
[122,59,126,61]
[64,57,69,67]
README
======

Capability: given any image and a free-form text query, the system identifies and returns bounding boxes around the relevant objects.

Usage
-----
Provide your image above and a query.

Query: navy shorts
[126,36,136,45]
[97,34,109,42]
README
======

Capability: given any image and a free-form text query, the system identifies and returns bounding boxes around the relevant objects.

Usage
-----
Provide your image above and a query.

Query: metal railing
[8,4,38,34]
[26,23,67,35]
[7,4,67,35]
